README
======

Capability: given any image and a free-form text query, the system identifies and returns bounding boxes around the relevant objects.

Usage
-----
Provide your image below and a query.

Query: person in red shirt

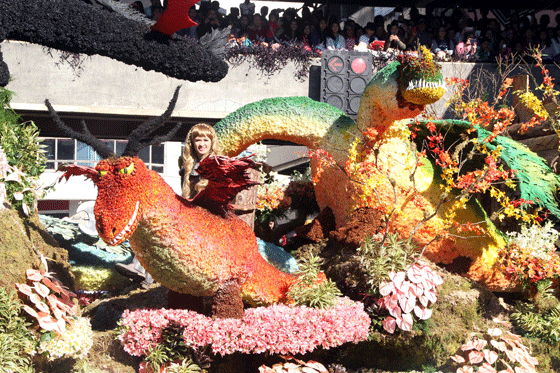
[248,13,268,42]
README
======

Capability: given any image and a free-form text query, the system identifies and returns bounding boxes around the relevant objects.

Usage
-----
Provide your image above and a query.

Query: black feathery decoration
[0,0,228,82]
[122,85,182,156]
[44,100,115,159]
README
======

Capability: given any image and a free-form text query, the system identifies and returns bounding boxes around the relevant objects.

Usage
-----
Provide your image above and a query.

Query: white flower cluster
[38,317,94,361]
[507,221,560,261]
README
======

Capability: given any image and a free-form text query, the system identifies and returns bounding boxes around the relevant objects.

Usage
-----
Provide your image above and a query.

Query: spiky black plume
[123,86,182,156]
[45,100,115,159]
[45,86,182,159]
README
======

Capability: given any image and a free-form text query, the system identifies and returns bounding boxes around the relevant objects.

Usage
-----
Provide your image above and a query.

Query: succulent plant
[15,256,77,335]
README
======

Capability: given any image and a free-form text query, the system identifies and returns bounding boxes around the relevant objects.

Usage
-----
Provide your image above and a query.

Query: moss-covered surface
[0,208,73,291]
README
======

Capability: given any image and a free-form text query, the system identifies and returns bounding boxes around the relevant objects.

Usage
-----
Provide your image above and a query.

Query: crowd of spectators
[136,0,560,63]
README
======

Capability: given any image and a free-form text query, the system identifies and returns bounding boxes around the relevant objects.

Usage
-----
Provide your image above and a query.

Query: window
[40,138,165,173]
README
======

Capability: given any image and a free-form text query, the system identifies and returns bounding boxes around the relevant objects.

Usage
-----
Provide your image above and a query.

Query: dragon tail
[241,256,297,306]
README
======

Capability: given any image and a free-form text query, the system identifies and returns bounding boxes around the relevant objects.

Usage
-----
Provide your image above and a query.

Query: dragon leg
[211,278,244,319]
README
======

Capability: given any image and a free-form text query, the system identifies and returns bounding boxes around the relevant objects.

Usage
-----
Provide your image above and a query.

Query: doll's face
[193,136,212,158]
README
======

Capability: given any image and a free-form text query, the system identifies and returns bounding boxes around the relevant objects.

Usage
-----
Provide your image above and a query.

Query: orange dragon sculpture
[46,88,299,318]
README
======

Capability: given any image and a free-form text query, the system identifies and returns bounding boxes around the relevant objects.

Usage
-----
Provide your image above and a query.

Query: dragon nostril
[112,227,117,235]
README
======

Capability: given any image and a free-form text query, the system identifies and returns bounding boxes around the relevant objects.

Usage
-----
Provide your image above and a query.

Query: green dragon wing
[410,119,560,216]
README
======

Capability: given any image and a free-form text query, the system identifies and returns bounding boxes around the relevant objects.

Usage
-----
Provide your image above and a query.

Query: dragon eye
[118,162,135,175]
[98,170,108,177]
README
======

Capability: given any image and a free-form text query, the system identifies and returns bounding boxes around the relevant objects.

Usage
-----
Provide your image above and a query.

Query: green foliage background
[0,287,36,373]
[0,87,47,211]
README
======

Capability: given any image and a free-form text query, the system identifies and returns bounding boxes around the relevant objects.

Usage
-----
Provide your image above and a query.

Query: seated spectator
[404,20,419,51]
[279,19,303,44]
[375,22,388,44]
[497,38,512,61]
[266,12,280,42]
[343,21,358,50]
[512,38,525,60]
[311,18,329,51]
[302,23,313,51]
[357,22,377,46]
[416,17,431,47]
[538,28,559,62]
[274,17,285,41]
[455,17,469,43]
[431,26,454,60]
[384,21,406,52]
[248,13,268,42]
[175,6,199,39]
[226,13,240,40]
[355,25,365,43]
[238,14,251,38]
[455,33,477,61]
[326,20,346,50]
[552,27,560,57]
[196,8,222,39]
[477,37,494,62]
[482,28,498,56]
[522,27,537,52]
[447,28,460,48]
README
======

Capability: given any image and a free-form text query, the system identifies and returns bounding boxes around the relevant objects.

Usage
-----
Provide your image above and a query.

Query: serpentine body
[215,49,559,291]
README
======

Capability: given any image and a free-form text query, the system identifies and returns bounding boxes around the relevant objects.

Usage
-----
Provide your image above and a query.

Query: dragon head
[93,156,153,245]
[397,46,445,109]
[47,87,182,246]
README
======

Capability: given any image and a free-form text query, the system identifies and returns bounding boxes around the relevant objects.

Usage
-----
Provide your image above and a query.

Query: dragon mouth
[109,201,140,246]
[401,78,446,106]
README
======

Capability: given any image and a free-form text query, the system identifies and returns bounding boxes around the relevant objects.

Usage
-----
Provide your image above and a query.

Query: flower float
[214,46,560,291]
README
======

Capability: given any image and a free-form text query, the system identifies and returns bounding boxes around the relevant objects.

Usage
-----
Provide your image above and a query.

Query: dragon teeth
[109,200,140,245]
[406,79,446,91]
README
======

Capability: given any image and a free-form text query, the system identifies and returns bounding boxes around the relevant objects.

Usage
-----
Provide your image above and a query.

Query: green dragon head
[397,46,445,107]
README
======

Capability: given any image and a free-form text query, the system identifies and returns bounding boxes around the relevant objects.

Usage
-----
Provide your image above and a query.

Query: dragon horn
[140,121,184,149]
[122,86,182,156]
[45,100,115,159]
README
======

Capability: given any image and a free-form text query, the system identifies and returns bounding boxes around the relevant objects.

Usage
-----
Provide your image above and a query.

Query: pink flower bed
[118,298,370,356]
